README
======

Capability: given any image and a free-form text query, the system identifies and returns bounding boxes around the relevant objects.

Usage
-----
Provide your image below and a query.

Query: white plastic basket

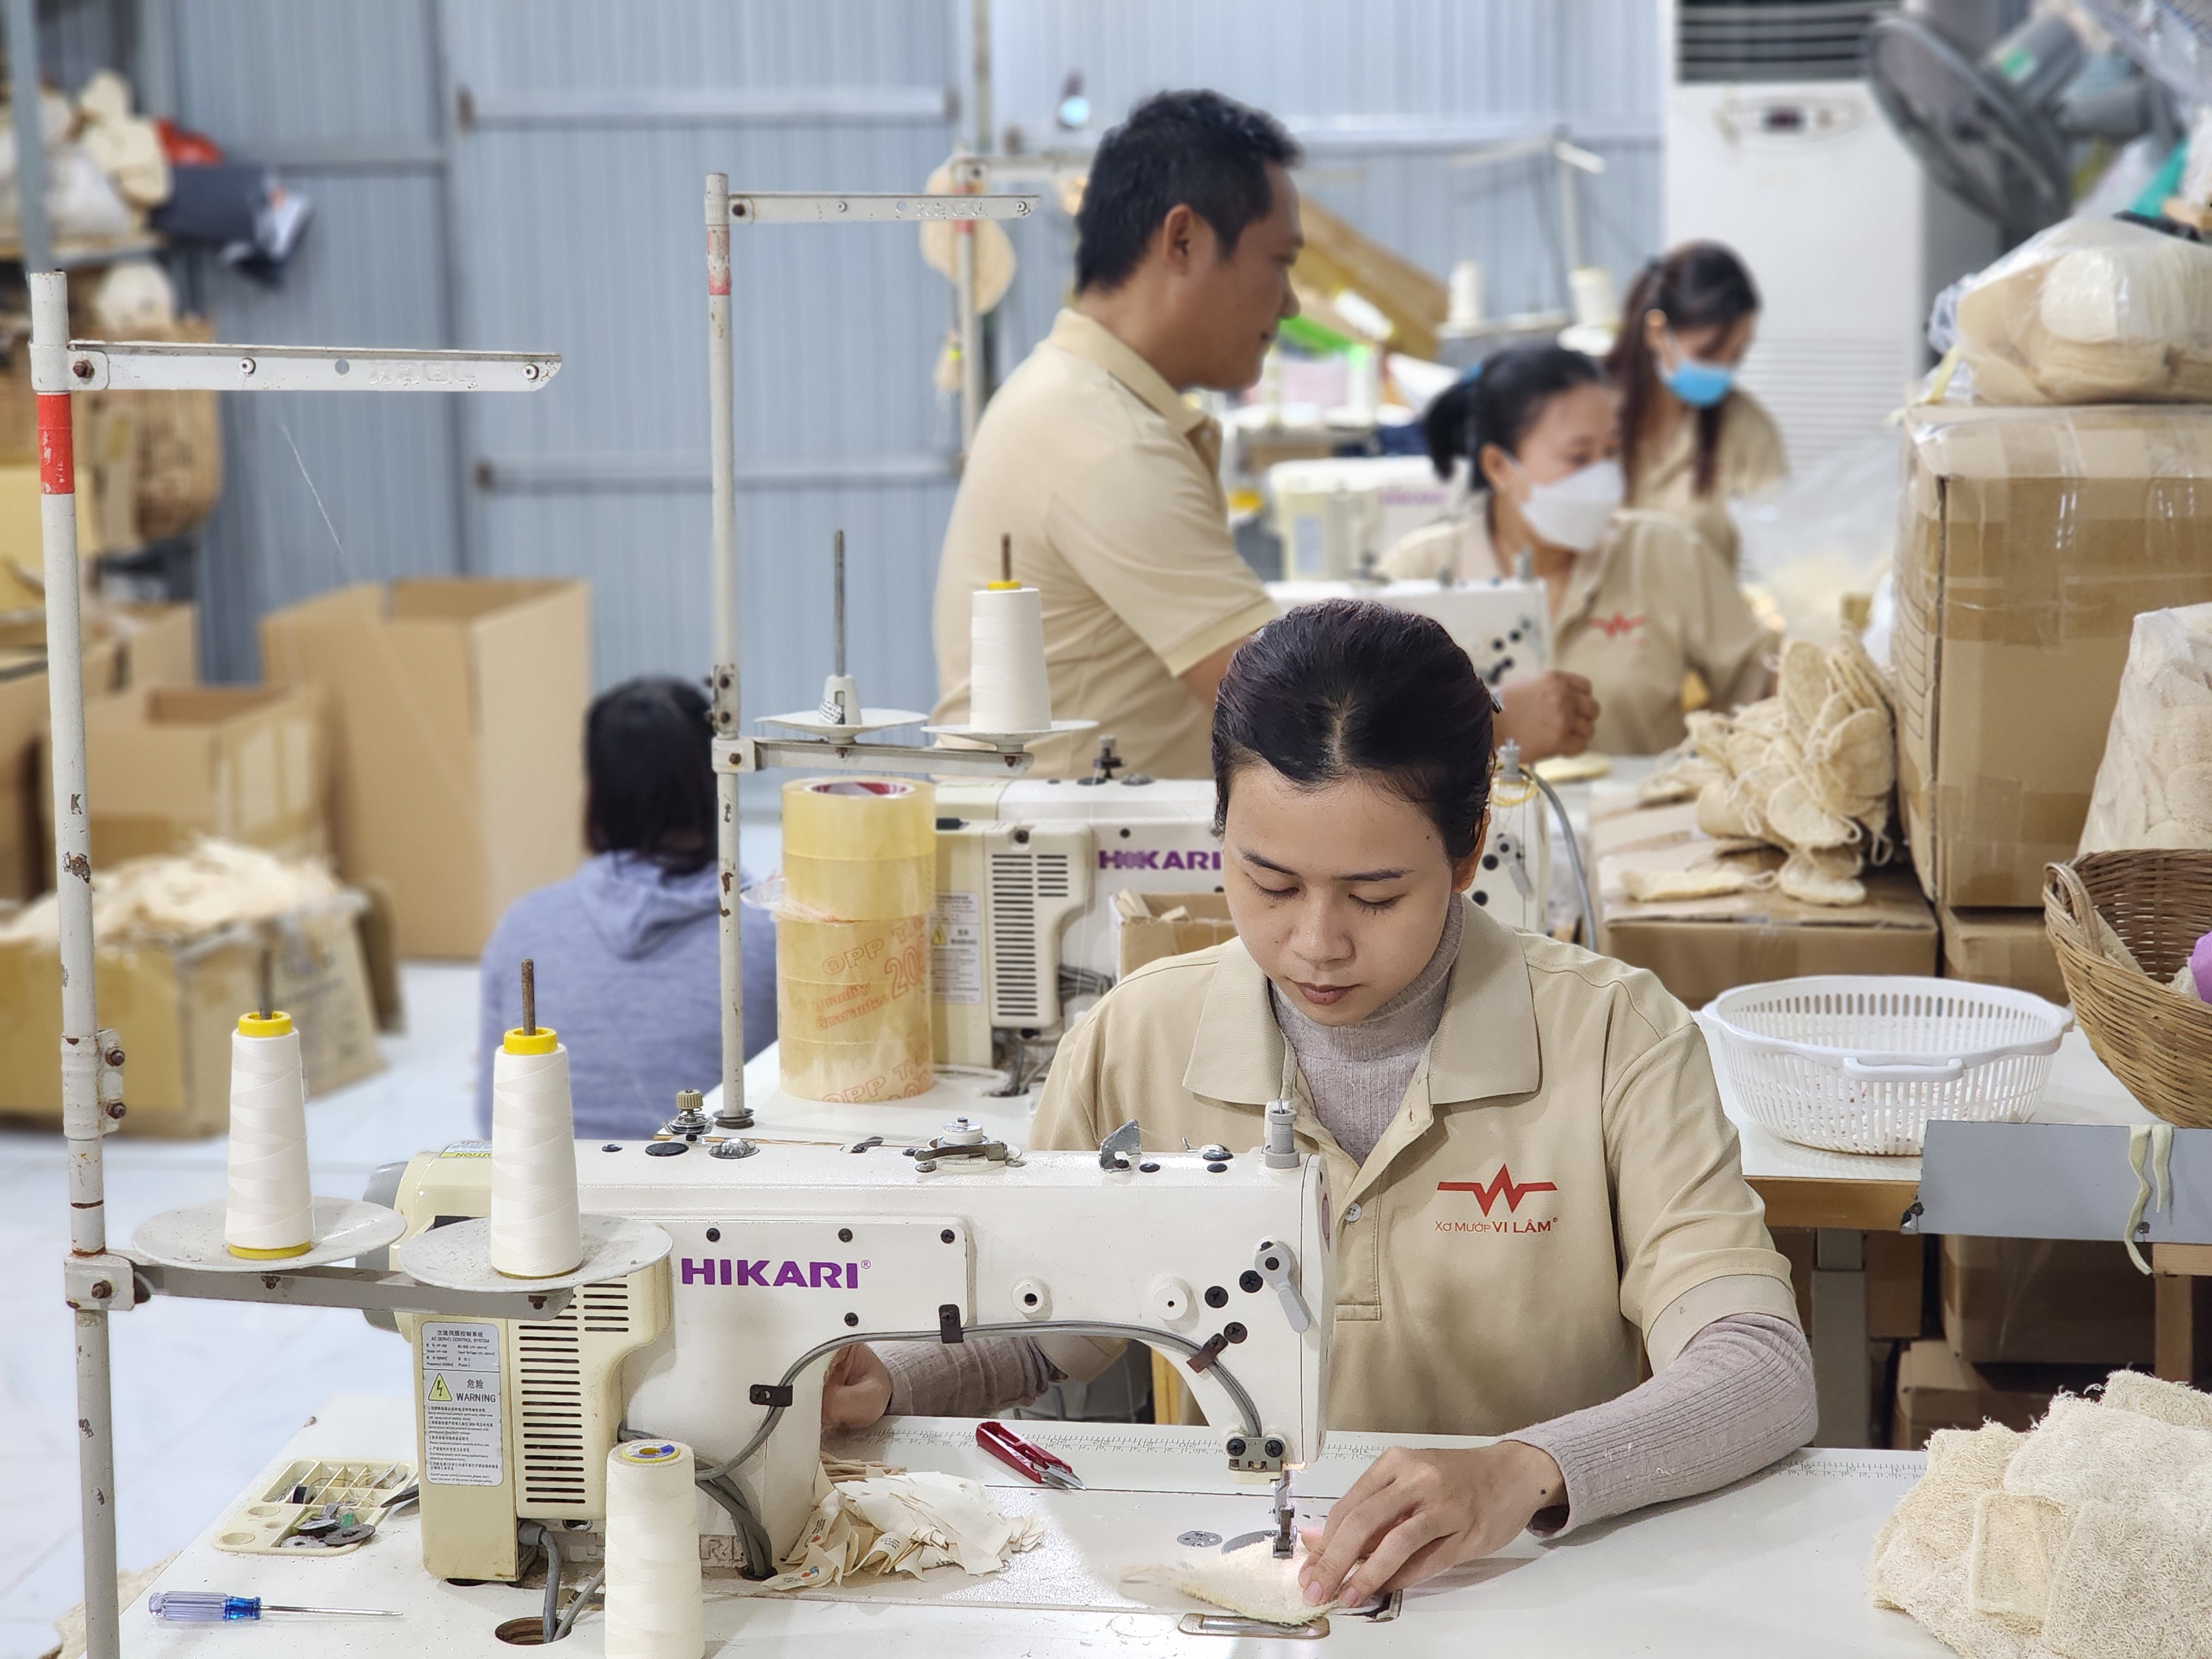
[1698,976,2072,1156]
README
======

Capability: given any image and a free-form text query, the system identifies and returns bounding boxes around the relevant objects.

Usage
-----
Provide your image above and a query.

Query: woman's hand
[820,1344,893,1432]
[1297,1441,1565,1607]
[1495,671,1598,760]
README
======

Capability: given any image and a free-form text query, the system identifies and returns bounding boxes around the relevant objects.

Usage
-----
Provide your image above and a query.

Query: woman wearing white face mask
[1605,242,1786,572]
[1379,343,1772,754]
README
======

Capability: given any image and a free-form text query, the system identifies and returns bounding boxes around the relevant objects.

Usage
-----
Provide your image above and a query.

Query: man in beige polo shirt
[931,90,1294,779]
[932,90,1593,776]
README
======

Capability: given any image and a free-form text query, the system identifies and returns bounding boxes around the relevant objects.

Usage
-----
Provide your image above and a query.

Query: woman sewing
[1605,241,1786,572]
[1379,341,1771,754]
[823,600,1815,1606]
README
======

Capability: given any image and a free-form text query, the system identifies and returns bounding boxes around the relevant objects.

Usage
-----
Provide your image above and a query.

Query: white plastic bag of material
[1731,434,1897,651]
[1955,216,2212,405]
[2079,602,2212,854]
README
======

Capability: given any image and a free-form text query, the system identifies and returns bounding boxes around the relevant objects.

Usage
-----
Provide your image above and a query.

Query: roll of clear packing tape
[969,582,1052,733]
[780,778,935,922]
[490,1027,583,1279]
[225,1013,313,1258]
[776,913,932,1102]
[605,1439,703,1659]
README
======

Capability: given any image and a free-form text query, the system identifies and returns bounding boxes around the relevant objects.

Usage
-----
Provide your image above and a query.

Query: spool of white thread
[225,1013,313,1259]
[1448,258,1484,330]
[968,582,1052,733]
[490,1029,583,1279]
[605,1441,703,1659]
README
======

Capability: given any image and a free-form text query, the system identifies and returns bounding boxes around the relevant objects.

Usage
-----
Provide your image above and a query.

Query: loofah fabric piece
[1624,865,1753,902]
[1777,853,1866,908]
[1127,1541,1336,1627]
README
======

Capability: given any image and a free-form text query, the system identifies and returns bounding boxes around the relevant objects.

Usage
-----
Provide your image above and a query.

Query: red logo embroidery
[1437,1166,1558,1216]
[1590,611,1646,641]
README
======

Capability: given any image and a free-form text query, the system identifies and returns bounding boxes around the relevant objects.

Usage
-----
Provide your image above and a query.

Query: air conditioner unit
[1660,0,2000,468]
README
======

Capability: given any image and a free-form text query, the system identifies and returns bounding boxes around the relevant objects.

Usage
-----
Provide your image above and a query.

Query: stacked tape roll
[225,1012,313,1258]
[490,1027,583,1279]
[604,1440,703,1659]
[968,582,1052,733]
[778,778,934,1103]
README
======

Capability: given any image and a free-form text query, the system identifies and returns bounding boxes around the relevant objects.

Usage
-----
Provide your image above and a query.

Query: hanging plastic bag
[1954,216,2212,405]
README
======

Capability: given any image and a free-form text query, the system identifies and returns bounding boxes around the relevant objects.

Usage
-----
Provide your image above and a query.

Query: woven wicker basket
[2044,852,2212,1129]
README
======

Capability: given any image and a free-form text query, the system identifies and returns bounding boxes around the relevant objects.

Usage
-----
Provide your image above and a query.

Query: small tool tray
[212,1459,416,1556]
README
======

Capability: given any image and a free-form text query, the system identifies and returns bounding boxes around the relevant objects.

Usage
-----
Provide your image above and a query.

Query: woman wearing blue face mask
[1606,242,1786,572]
[1380,344,1771,755]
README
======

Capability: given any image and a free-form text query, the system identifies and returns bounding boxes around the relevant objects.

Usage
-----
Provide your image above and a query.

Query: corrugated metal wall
[166,0,1661,709]
[170,0,462,681]
[990,1,1662,375]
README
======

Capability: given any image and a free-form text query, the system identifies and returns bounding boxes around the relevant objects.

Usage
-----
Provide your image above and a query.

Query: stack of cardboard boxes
[1882,402,2212,1444]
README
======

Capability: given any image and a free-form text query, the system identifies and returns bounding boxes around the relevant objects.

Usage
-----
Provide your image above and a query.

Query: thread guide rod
[521,958,536,1037]
[833,531,846,680]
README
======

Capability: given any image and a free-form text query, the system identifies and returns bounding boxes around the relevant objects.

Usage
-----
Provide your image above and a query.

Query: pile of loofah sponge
[1871,1370,2212,1657]
[1636,634,1897,908]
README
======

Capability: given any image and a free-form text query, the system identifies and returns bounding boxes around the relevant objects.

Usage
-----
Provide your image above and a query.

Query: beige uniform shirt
[1029,898,1796,1437]
[931,310,1279,779]
[1380,503,1770,754]
[1626,389,1788,571]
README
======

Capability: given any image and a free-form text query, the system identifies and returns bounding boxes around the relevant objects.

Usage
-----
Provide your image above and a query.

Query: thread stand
[131,1198,406,1272]
[393,1213,672,1295]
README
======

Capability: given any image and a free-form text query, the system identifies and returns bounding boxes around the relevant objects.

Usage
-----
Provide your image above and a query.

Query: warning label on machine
[932,891,982,1005]
[420,1322,503,1485]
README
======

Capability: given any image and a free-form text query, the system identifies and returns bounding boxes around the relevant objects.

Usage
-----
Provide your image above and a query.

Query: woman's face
[1222,764,1484,1027]
[1479,380,1619,499]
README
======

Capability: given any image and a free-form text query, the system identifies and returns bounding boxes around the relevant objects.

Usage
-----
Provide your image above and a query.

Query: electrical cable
[552,1568,603,1641]
[518,1520,562,1646]
[1531,770,1599,947]
[697,1319,1267,1486]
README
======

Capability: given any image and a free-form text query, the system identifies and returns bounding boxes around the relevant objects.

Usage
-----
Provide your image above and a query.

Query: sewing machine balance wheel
[393,1213,673,1293]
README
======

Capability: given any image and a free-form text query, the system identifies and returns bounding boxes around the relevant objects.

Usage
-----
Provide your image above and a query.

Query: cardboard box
[1593,801,1938,1009]
[0,897,385,1135]
[1941,1235,2154,1366]
[0,632,122,902]
[61,685,326,867]
[1894,406,2212,908]
[259,580,589,959]
[109,602,198,691]
[1938,906,2068,1007]
[1891,1338,2107,1450]
[1115,890,1239,978]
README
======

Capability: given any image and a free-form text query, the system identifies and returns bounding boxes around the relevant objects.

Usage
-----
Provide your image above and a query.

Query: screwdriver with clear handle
[149,1592,401,1623]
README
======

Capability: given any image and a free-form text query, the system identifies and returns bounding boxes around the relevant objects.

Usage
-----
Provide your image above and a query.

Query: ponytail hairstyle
[1419,343,1607,487]
[1605,241,1760,498]
[1212,599,1494,864]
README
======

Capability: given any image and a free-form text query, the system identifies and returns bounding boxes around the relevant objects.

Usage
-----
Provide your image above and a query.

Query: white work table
[121,1393,1945,1656]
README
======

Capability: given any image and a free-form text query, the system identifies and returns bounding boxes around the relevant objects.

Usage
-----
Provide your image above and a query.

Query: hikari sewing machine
[385,1126,1333,1579]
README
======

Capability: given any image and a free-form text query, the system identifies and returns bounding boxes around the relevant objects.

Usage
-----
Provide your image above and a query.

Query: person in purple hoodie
[474,675,776,1139]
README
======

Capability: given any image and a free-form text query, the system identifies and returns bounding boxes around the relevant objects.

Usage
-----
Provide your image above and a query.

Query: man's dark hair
[585,675,715,875]
[1076,90,1301,293]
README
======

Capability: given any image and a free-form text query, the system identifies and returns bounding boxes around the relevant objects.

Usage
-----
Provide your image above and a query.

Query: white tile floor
[0,962,480,1659]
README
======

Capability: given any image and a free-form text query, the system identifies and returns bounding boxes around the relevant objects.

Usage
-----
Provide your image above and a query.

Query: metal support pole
[706,174,745,1115]
[6,0,51,277]
[36,268,118,1659]
[1553,134,1583,280]
[955,179,982,456]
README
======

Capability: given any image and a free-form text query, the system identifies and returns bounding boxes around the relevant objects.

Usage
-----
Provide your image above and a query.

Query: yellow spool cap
[237,1011,294,1037]
[505,1026,560,1056]
[985,580,1022,591]
[228,1239,313,1260]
